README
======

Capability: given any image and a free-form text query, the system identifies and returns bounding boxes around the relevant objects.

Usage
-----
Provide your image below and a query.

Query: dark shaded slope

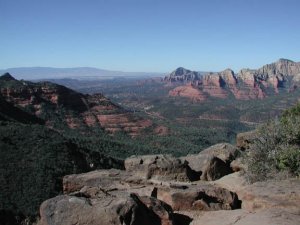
[0,96,44,124]
[0,122,124,221]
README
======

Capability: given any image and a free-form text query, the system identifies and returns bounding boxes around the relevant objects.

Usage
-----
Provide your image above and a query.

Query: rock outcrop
[38,149,300,225]
[125,154,200,182]
[190,172,300,225]
[39,156,243,225]
[181,143,238,181]
[165,59,300,101]
[169,83,207,102]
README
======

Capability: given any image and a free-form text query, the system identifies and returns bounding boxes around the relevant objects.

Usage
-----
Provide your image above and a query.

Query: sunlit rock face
[165,59,300,101]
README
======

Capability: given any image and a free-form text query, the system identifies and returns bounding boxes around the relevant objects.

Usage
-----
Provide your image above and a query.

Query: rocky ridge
[167,59,300,101]
[0,73,152,136]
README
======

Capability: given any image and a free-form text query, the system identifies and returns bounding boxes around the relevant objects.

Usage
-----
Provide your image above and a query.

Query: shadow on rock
[173,213,193,225]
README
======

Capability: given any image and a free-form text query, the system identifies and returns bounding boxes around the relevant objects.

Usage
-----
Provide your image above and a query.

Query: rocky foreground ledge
[38,142,300,225]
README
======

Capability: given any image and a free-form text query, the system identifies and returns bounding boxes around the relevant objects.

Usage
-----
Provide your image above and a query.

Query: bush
[277,146,300,175]
[245,110,300,182]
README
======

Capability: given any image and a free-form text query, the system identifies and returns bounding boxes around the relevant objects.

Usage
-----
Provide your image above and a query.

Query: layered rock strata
[0,74,152,136]
[166,59,300,101]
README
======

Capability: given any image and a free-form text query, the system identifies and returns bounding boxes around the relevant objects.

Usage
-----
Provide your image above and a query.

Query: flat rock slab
[182,208,300,225]
[157,183,240,211]
[239,179,300,211]
[212,171,247,193]
[63,169,132,194]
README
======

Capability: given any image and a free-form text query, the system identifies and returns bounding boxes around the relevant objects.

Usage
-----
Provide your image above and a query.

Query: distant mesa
[165,59,300,101]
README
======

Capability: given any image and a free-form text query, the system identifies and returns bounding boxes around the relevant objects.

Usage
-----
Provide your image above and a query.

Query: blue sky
[1,0,300,72]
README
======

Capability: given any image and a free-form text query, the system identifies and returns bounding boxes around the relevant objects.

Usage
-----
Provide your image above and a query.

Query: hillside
[0,122,124,222]
[0,73,153,136]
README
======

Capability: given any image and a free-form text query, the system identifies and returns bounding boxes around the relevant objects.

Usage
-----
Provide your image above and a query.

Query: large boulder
[125,154,199,182]
[63,169,159,199]
[202,157,233,181]
[38,193,174,225]
[181,143,238,180]
[157,183,240,211]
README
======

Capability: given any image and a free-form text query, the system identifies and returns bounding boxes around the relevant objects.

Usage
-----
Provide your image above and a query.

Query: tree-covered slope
[0,121,125,222]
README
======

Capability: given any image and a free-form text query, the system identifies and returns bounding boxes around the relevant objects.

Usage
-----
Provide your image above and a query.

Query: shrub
[245,109,300,182]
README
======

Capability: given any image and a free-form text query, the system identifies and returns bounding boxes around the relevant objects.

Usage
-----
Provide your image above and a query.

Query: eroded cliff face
[169,83,207,102]
[165,59,300,101]
[164,67,202,82]
[0,74,152,136]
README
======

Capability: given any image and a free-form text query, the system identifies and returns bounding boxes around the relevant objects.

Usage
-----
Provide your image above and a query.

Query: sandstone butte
[166,58,300,101]
[37,138,300,225]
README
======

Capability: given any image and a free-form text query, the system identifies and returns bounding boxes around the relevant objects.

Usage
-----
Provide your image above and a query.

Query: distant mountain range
[165,59,300,101]
[0,67,164,80]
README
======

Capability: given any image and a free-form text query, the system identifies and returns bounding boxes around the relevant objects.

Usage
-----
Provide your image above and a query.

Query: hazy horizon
[1,58,299,76]
[1,0,300,73]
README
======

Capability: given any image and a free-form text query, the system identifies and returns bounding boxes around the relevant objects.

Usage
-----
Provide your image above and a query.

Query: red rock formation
[166,59,300,101]
[232,85,266,100]
[169,83,207,102]
[220,69,237,86]
[202,73,229,98]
